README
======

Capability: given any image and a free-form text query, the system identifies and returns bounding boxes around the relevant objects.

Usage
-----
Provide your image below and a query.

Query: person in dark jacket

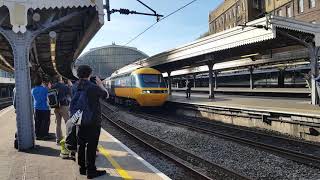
[72,65,109,179]
[52,76,72,145]
[186,80,192,99]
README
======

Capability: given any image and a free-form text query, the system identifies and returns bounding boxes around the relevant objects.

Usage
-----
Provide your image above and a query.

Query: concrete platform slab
[0,107,170,180]
[172,87,309,94]
[169,93,320,118]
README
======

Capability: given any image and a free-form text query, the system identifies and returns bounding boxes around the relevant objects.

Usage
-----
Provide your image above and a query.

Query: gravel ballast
[106,107,320,180]
[101,114,200,180]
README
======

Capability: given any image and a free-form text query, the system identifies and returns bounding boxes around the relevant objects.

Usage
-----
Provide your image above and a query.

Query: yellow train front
[104,68,168,107]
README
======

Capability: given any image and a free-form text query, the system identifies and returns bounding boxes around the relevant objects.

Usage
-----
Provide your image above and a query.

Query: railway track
[129,110,320,169]
[100,101,250,180]
[0,97,12,110]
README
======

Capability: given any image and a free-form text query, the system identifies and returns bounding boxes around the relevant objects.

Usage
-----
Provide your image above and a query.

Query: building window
[233,7,236,17]
[286,6,292,17]
[309,0,316,8]
[268,0,271,6]
[277,9,283,16]
[298,0,304,13]
[237,5,241,15]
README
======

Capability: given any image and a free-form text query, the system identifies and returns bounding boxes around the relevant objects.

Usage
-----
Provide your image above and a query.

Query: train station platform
[170,93,319,117]
[168,93,320,142]
[0,107,170,180]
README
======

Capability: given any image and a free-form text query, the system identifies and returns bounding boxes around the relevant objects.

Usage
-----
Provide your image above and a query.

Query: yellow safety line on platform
[98,145,133,180]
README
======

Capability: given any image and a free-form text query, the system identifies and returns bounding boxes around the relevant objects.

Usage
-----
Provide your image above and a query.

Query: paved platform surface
[0,107,170,180]
[169,92,320,118]
[172,87,309,94]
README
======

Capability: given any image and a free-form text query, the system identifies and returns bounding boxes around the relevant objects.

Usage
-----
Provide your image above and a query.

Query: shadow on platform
[24,144,60,157]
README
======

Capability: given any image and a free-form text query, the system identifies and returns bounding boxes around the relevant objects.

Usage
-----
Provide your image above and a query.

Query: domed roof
[75,45,148,78]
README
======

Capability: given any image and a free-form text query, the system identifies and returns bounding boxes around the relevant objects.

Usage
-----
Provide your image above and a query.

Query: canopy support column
[207,61,214,99]
[2,30,35,150]
[249,66,254,89]
[278,68,285,88]
[214,71,218,89]
[167,71,172,95]
[193,74,196,88]
[309,46,320,105]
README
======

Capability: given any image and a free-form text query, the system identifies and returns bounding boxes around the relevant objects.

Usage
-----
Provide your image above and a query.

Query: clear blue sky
[82,0,223,56]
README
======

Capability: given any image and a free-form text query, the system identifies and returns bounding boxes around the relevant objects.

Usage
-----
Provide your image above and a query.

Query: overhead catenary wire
[124,0,198,45]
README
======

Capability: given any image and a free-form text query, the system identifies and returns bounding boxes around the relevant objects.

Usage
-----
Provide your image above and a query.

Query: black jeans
[34,109,51,138]
[77,125,101,171]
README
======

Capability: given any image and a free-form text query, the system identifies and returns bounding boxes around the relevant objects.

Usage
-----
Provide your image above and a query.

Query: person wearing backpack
[70,65,109,179]
[51,76,72,145]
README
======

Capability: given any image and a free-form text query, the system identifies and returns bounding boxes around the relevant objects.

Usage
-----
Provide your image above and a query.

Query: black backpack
[48,89,59,108]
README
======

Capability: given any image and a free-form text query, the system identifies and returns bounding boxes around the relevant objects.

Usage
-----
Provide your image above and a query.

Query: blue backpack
[70,84,94,126]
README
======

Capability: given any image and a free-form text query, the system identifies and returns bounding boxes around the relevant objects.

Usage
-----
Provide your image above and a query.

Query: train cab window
[115,78,121,87]
[138,74,166,88]
[125,76,131,87]
[131,75,137,87]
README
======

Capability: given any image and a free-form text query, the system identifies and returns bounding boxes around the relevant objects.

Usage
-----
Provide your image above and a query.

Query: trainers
[87,170,107,179]
[60,138,70,159]
[36,136,44,140]
[42,134,55,140]
[60,152,69,159]
[79,167,86,175]
[70,152,76,161]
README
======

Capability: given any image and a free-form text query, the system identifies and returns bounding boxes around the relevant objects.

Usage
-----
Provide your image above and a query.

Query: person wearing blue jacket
[31,76,51,140]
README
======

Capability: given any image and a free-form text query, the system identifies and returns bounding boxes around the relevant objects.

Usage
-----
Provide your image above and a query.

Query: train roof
[131,68,161,75]
[109,67,161,79]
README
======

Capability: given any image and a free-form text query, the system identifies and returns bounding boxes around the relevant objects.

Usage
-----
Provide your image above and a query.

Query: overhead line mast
[104,0,163,22]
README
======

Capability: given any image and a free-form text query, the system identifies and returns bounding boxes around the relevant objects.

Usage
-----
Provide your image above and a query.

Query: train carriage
[104,68,168,107]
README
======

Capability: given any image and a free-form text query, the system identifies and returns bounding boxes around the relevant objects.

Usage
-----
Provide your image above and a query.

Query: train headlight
[142,90,151,94]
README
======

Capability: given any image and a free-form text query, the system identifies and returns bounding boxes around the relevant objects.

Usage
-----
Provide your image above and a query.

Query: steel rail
[0,97,12,109]
[130,111,320,169]
[100,101,250,180]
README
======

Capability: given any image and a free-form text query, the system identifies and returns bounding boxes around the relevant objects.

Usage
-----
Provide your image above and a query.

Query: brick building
[265,0,320,24]
[209,0,264,34]
[209,0,320,35]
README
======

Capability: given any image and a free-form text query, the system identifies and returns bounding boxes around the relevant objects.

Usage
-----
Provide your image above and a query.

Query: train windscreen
[138,74,167,88]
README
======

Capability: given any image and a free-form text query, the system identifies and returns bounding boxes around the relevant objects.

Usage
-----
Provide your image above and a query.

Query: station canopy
[0,0,104,78]
[115,16,320,75]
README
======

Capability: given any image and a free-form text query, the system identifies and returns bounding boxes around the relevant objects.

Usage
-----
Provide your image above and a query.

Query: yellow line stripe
[98,145,133,180]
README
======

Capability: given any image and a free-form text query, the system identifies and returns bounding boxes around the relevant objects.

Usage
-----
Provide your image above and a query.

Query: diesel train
[104,67,168,107]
